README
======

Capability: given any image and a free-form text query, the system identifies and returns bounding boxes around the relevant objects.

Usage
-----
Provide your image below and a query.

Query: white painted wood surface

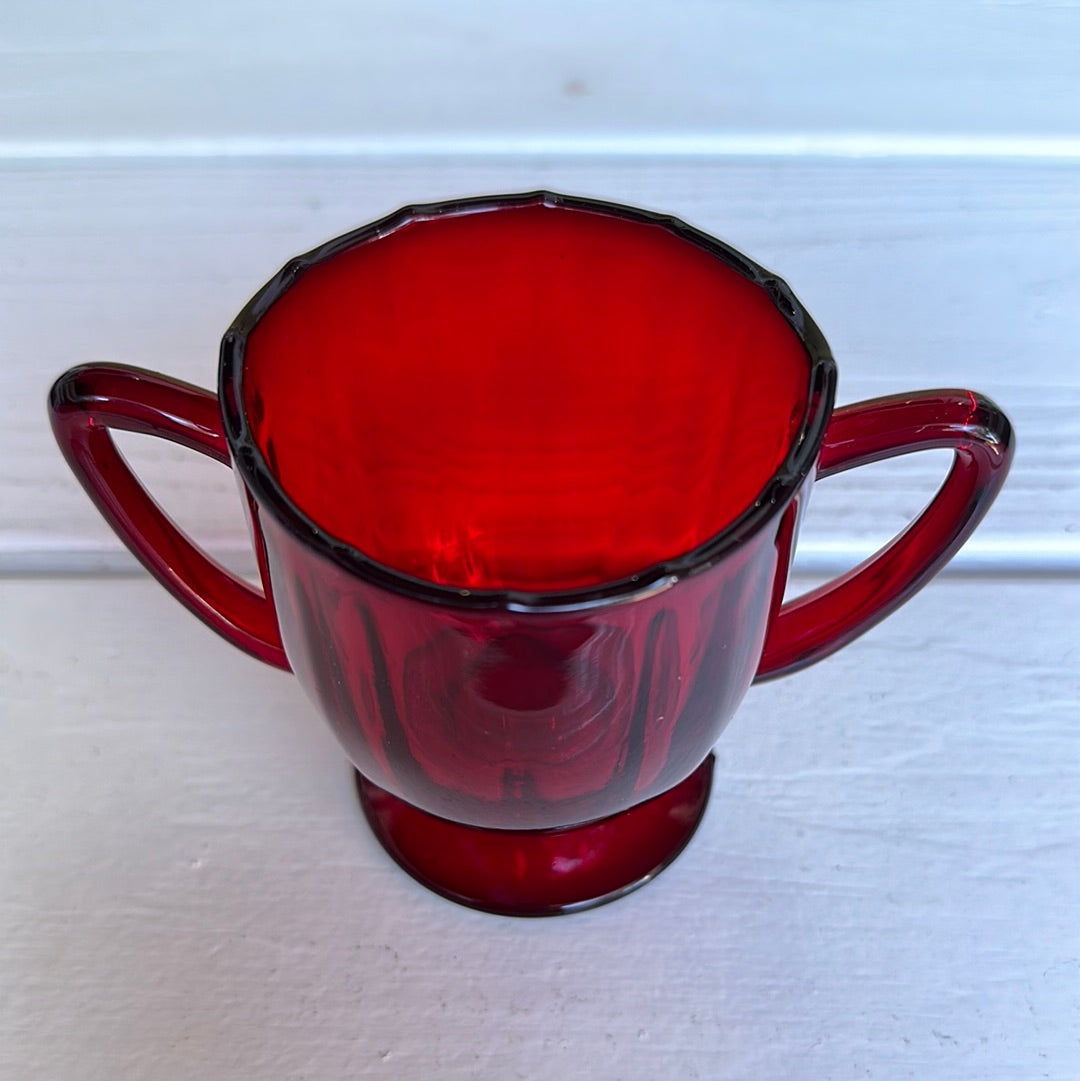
[3,159,1078,574]
[2,577,1077,1080]
[3,2,1078,1077]
[4,0,1080,150]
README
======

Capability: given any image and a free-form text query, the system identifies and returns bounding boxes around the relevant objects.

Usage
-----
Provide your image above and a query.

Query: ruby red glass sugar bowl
[49,192,1013,915]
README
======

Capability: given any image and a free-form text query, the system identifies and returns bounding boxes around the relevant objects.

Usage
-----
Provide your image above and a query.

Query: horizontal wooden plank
[3,158,1076,573]
[2,0,1079,150]
[2,575,1076,1078]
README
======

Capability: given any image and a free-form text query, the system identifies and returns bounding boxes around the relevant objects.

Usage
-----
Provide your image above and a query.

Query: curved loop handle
[756,389,1013,681]
[49,363,290,670]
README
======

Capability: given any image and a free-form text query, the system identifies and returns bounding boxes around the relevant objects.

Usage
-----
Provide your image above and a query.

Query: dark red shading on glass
[757,389,1013,678]
[241,202,811,592]
[357,754,715,916]
[49,364,287,669]
[48,191,1014,916]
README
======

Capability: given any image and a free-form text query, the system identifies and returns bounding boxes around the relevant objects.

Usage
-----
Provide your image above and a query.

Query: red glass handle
[756,389,1013,680]
[49,363,290,670]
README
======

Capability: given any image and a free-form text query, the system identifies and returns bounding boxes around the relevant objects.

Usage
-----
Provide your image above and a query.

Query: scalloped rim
[219,190,837,612]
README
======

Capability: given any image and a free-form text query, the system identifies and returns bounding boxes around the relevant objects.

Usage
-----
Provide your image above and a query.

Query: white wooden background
[2,3,1078,1079]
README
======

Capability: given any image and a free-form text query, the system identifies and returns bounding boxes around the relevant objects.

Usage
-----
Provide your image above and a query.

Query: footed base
[355,755,715,916]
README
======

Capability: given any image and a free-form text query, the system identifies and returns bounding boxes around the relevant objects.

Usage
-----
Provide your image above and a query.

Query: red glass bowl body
[257,501,779,829]
[224,192,829,830]
[48,192,1014,914]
